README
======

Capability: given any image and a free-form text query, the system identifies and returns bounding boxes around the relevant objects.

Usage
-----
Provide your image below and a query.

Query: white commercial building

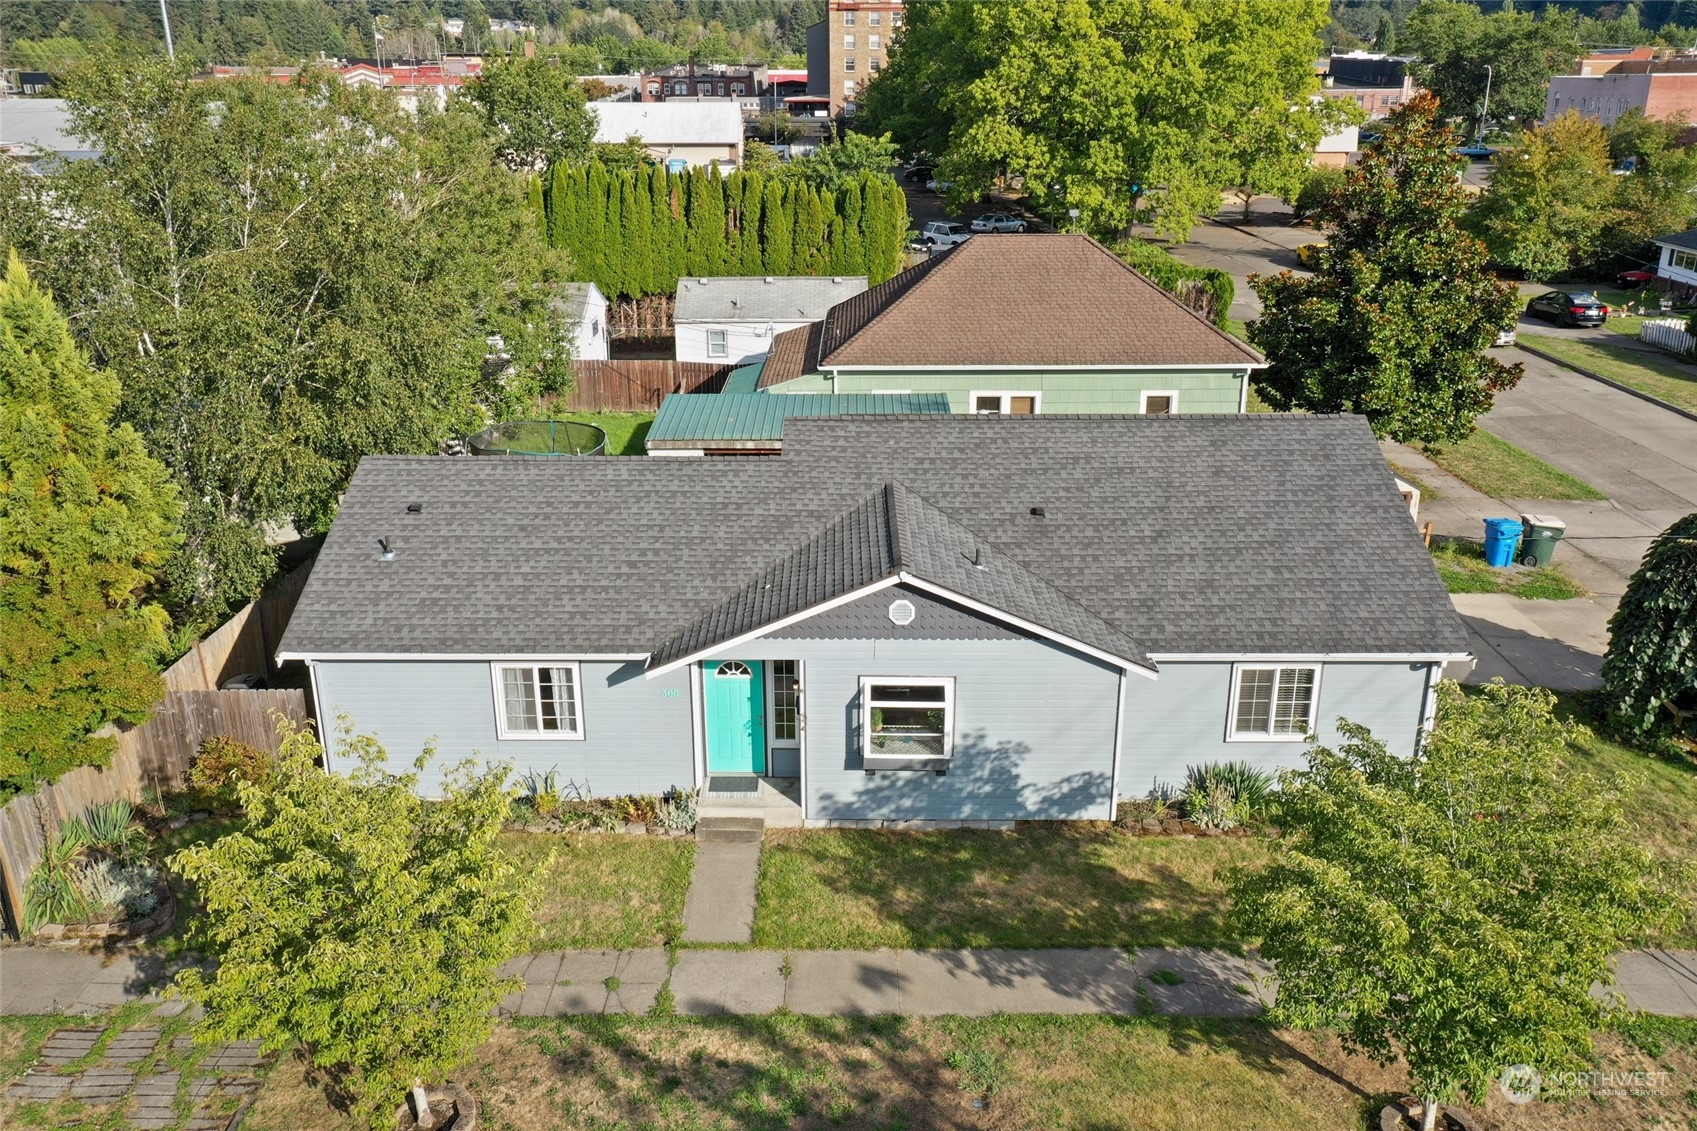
[590,102,744,171]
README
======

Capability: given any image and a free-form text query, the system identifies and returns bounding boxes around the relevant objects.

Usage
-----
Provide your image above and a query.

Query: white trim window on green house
[277,414,1470,827]
[749,234,1263,414]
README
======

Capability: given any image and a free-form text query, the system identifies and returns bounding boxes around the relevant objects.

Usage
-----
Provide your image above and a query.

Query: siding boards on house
[311,660,695,798]
[1117,660,1432,800]
[728,635,1122,822]
[764,368,1248,413]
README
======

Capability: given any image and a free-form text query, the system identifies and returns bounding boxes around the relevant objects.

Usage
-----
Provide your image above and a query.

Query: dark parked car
[1525,290,1609,328]
[903,165,935,183]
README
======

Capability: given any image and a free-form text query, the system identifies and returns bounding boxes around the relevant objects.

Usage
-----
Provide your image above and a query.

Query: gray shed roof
[1652,230,1697,252]
[278,415,1470,663]
[674,275,870,324]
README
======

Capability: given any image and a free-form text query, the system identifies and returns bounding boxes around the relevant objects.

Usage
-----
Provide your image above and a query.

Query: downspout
[689,662,706,788]
[307,660,329,773]
[1416,661,1440,754]
[1238,367,1249,414]
[797,660,808,825]
[1107,668,1128,821]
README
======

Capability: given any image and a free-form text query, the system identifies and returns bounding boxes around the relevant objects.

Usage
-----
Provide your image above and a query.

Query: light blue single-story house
[277,415,1471,825]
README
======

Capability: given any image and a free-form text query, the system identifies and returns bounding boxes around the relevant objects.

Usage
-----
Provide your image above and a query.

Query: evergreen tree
[723,173,745,282]
[625,171,655,297]
[527,173,546,240]
[1248,93,1522,445]
[582,161,611,292]
[796,185,830,273]
[761,177,792,274]
[739,173,766,277]
[650,165,682,294]
[1601,512,1697,744]
[0,254,181,797]
[837,178,866,275]
[603,167,626,298]
[547,163,571,250]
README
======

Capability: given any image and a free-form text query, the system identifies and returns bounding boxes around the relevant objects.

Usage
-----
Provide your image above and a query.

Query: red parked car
[1618,268,1656,288]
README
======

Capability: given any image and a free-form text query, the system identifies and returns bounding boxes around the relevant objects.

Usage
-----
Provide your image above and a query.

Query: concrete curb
[1515,341,1697,425]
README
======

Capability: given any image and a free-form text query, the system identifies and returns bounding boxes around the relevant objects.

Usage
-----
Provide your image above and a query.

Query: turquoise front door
[705,660,766,773]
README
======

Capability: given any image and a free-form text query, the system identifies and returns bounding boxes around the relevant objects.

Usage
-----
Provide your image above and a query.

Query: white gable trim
[276,651,648,663]
[645,572,1158,679]
[1149,651,1473,663]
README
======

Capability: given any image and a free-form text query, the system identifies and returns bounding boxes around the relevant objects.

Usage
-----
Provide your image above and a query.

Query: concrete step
[696,816,765,844]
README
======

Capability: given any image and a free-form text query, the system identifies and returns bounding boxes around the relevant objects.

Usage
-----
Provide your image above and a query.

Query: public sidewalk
[8,943,1696,1020]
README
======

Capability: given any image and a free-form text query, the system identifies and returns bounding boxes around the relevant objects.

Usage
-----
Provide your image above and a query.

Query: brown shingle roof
[757,321,825,387]
[817,234,1263,369]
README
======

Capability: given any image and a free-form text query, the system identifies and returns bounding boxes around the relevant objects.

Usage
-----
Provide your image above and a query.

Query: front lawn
[1519,332,1697,415]
[1556,698,1697,945]
[558,411,653,456]
[1431,537,1586,600]
[498,831,694,950]
[753,825,1266,950]
[234,1011,1697,1131]
[1420,427,1605,500]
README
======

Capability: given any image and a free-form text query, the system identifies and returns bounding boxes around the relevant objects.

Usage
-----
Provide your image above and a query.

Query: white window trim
[1225,663,1322,743]
[491,661,585,741]
[1140,389,1179,414]
[861,676,955,763]
[968,390,1042,415]
[706,328,729,358]
[767,660,800,749]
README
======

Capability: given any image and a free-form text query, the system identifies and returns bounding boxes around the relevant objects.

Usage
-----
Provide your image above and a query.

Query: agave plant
[1184,761,1275,814]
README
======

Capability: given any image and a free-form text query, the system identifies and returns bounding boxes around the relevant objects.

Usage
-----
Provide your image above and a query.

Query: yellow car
[1296,242,1326,269]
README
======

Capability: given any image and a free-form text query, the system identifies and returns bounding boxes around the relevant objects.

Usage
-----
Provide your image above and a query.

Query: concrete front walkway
[680,816,764,944]
[9,944,1696,1020]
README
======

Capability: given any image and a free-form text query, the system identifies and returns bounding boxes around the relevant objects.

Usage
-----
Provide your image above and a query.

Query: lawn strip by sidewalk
[1420,428,1604,501]
[1520,332,1697,417]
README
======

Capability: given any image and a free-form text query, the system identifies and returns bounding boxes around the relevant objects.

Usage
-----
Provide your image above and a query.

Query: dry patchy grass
[239,1014,1697,1131]
[753,825,1268,950]
[499,831,694,950]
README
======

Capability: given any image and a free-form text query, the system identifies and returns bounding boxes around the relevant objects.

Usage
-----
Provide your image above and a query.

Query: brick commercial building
[1546,56,1697,128]
[806,0,904,116]
[1318,52,1418,118]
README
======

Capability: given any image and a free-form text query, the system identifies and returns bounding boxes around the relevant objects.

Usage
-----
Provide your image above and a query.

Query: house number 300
[660,688,681,699]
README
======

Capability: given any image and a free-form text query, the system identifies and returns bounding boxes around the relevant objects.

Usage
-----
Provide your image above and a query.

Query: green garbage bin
[1518,513,1566,567]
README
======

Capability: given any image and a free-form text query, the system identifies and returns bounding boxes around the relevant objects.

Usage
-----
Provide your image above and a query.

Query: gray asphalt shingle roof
[278,415,1469,662]
[649,482,1151,669]
[1652,229,1697,252]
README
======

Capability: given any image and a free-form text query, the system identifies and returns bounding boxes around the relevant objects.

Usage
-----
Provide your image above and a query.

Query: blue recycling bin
[1483,518,1524,568]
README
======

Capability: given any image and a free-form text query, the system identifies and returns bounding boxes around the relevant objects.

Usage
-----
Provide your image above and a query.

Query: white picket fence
[1639,317,1697,358]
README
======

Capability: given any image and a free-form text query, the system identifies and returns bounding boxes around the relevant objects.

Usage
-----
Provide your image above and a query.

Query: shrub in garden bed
[505,770,698,835]
[23,799,172,934]
[1114,761,1278,837]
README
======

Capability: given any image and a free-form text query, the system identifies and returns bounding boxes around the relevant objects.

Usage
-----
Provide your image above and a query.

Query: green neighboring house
[754,233,1263,414]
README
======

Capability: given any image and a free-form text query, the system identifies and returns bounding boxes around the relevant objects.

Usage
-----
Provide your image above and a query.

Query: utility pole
[159,0,175,60]
[1479,64,1493,144]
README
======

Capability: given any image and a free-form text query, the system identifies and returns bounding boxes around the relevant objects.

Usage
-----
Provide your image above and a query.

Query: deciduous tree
[1233,681,1679,1131]
[1405,0,1582,133]
[1248,94,1522,444]
[0,254,180,798]
[0,54,573,630]
[1601,512,1697,745]
[1468,111,1618,281]
[172,720,538,1129]
[860,0,1334,239]
[463,53,595,171]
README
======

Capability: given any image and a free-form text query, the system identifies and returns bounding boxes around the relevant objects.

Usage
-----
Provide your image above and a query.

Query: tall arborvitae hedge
[542,161,908,298]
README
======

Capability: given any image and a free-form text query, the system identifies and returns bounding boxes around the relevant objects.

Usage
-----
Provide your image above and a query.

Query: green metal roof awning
[720,363,764,394]
[648,392,951,447]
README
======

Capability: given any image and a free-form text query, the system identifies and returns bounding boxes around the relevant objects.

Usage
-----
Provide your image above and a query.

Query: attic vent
[832,275,843,283]
[406,502,424,514]
[888,599,917,626]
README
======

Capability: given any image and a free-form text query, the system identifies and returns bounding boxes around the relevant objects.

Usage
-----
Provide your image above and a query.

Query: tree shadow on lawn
[762,736,1262,955]
[513,1012,982,1131]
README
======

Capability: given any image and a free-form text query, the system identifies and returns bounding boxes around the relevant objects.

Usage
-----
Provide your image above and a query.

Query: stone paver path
[1,1011,271,1131]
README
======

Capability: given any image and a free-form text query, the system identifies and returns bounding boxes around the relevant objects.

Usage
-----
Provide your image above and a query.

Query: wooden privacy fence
[163,556,315,693]
[565,359,733,412]
[0,689,307,936]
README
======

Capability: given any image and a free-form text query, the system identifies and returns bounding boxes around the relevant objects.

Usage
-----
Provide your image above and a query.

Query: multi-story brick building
[1318,52,1418,119]
[1546,56,1697,128]
[806,0,905,116]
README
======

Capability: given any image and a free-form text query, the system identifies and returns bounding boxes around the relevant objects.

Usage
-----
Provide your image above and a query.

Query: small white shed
[674,275,869,364]
[560,282,610,361]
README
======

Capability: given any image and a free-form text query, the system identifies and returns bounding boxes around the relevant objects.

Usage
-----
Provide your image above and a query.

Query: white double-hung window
[493,663,583,739]
[1228,664,1320,741]
[862,677,954,767]
[707,328,729,357]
